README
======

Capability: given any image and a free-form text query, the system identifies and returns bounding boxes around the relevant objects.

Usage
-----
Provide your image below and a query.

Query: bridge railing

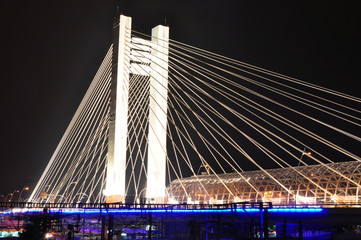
[0,201,272,211]
[3,201,361,212]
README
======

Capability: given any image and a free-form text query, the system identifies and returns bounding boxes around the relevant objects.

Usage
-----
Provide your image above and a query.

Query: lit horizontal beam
[267,208,323,213]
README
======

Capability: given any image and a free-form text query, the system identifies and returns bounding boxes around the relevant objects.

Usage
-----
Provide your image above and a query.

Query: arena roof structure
[167,161,361,205]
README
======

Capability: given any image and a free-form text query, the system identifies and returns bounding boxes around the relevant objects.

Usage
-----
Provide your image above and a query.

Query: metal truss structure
[167,161,361,205]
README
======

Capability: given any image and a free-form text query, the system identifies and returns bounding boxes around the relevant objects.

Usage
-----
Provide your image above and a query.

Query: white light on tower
[146,25,169,204]
[104,15,132,203]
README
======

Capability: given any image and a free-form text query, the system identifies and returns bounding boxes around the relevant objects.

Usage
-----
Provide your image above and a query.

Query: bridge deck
[1,202,361,239]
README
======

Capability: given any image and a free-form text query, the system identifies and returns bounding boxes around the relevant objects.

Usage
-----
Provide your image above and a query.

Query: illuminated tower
[104,15,169,203]
[146,25,169,204]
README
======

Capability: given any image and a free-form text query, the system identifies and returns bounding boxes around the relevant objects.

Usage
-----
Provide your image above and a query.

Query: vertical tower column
[104,15,132,203]
[146,25,169,203]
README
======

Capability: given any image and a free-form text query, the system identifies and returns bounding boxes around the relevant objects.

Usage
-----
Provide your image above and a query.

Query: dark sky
[1,1,360,196]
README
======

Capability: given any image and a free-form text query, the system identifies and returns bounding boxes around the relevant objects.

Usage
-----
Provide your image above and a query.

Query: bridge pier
[148,213,153,239]
[283,217,287,240]
[298,218,303,240]
[101,215,106,240]
[216,214,221,240]
[262,209,269,240]
[108,213,114,240]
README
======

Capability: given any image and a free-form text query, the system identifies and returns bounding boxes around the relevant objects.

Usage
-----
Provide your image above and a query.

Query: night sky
[1,1,360,197]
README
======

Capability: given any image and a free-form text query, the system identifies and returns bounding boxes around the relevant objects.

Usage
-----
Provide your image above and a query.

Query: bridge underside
[2,202,361,239]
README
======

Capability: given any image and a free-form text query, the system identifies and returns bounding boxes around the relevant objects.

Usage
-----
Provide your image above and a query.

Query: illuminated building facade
[167,161,361,205]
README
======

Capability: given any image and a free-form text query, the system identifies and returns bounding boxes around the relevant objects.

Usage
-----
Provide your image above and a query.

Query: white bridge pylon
[103,15,169,203]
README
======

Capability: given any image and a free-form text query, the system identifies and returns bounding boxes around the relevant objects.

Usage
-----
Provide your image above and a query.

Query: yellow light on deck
[264,191,272,195]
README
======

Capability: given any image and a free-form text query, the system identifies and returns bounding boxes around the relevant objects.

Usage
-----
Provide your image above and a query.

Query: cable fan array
[29,26,361,204]
[29,47,113,203]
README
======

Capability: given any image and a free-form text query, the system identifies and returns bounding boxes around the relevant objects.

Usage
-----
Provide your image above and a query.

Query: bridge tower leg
[104,14,169,204]
[104,15,132,203]
[146,25,169,204]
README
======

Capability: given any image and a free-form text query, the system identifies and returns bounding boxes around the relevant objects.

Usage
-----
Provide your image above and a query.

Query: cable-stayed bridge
[23,14,361,207]
[1,14,361,240]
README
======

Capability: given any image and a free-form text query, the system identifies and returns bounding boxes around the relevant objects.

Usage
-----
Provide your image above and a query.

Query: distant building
[167,161,361,205]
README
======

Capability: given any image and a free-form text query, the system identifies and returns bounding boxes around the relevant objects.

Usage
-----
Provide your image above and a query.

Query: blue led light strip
[268,208,323,213]
[2,207,323,215]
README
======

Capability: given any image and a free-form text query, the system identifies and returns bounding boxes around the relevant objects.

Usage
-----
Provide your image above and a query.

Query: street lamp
[19,186,30,202]
[295,147,312,205]
[53,194,66,203]
[5,193,13,202]
[138,188,148,204]
[196,163,210,175]
[9,190,20,202]
[298,147,312,166]
[72,192,93,203]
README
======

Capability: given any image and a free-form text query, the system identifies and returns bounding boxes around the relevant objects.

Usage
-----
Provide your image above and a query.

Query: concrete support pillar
[216,214,221,240]
[298,218,303,240]
[101,216,106,240]
[283,217,287,240]
[146,25,169,203]
[148,213,153,239]
[104,15,132,203]
[108,214,114,240]
[262,209,269,239]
